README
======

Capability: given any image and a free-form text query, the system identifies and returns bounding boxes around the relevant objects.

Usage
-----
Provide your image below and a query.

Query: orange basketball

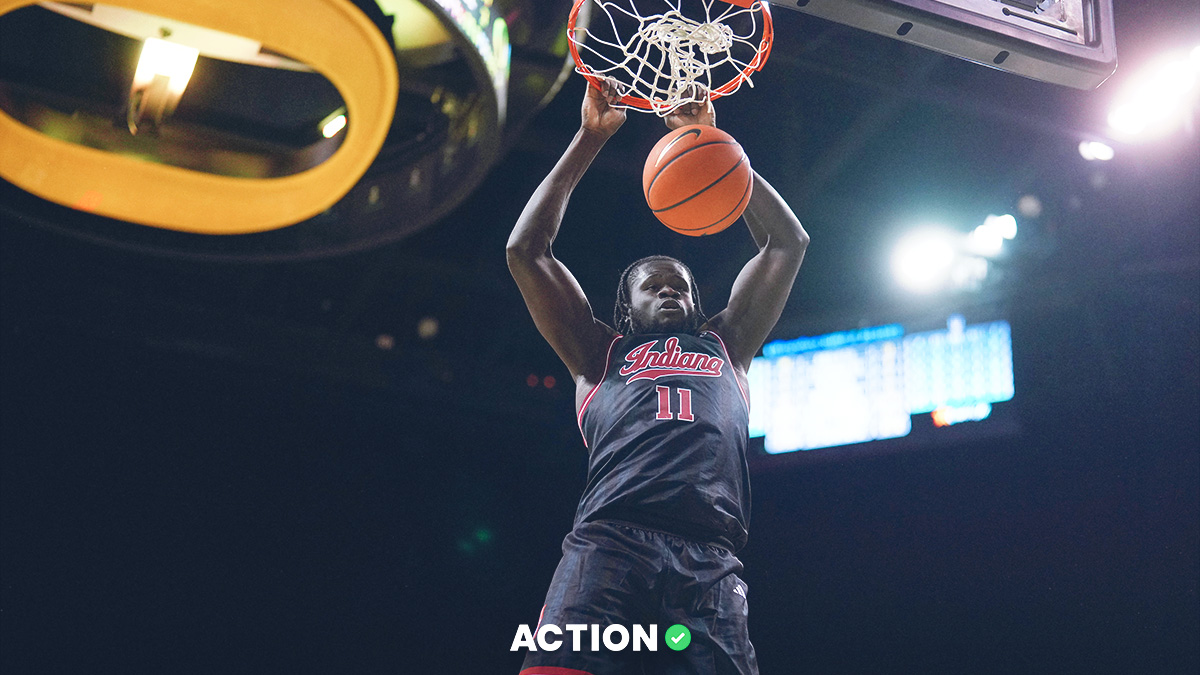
[643,125,753,237]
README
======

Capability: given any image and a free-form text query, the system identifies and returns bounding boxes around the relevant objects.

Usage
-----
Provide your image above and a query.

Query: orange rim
[567,0,773,111]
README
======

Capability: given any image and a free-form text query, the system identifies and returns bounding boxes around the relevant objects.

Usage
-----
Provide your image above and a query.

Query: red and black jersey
[574,331,752,552]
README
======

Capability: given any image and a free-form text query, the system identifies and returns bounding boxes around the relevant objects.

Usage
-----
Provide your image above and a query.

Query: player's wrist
[579,124,618,141]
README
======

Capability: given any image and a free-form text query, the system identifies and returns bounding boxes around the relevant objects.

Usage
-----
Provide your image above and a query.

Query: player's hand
[665,85,716,130]
[581,77,626,138]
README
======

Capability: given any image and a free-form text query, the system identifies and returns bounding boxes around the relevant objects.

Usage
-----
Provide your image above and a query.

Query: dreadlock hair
[613,255,708,335]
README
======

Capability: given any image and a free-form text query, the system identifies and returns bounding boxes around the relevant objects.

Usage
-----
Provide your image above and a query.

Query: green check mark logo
[665,624,691,651]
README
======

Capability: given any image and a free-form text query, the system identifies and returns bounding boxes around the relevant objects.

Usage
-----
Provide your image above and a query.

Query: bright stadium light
[133,37,199,98]
[893,229,957,293]
[1107,50,1199,141]
[129,37,199,132]
[321,111,347,139]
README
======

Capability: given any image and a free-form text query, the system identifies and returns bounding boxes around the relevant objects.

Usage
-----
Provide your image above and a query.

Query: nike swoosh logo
[654,127,703,168]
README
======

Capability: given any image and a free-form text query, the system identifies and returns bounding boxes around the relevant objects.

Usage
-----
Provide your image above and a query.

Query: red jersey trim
[576,334,623,448]
[705,330,750,416]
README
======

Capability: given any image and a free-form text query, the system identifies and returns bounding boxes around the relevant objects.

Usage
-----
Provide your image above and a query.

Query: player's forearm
[743,171,809,253]
[507,129,610,259]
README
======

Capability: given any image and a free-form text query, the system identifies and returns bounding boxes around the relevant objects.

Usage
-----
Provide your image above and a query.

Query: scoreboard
[748,314,1016,455]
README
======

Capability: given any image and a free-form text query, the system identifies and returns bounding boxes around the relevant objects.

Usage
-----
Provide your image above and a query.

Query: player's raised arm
[711,172,809,369]
[506,80,625,382]
[664,94,810,371]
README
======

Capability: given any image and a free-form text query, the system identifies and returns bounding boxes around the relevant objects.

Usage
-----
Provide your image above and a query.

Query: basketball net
[568,0,773,116]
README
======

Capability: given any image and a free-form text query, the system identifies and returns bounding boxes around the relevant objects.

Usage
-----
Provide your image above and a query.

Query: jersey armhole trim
[706,330,750,416]
[576,334,623,448]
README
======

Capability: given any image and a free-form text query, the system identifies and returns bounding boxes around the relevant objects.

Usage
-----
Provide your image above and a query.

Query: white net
[570,0,772,115]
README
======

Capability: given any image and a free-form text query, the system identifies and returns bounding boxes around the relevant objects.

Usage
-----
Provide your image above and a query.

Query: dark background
[2,2,1198,673]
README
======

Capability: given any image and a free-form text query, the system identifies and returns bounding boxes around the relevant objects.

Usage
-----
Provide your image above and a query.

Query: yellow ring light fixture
[0,0,398,235]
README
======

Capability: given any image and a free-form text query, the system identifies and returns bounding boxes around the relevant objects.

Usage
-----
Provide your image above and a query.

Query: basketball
[643,125,753,237]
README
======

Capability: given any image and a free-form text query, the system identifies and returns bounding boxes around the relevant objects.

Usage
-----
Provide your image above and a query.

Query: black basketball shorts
[518,519,758,675]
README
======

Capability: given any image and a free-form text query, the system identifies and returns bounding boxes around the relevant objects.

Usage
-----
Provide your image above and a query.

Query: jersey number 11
[655,385,694,422]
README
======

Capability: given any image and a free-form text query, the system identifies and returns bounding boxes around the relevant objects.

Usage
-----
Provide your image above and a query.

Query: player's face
[628,261,696,333]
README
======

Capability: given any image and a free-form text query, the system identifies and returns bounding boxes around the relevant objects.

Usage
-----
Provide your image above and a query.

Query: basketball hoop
[568,0,774,116]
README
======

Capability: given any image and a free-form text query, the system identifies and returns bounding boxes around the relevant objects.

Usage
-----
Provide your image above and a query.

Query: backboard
[776,0,1117,89]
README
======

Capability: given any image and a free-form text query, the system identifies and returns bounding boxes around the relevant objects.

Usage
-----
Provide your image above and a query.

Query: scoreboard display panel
[748,313,1018,462]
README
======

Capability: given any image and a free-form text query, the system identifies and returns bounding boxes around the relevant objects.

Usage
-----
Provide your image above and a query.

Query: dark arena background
[1,1,1197,673]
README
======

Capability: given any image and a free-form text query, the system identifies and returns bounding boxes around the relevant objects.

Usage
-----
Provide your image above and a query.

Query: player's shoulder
[697,312,755,372]
[698,309,733,341]
[579,323,623,373]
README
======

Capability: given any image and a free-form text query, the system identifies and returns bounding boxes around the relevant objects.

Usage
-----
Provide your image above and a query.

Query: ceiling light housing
[0,0,398,234]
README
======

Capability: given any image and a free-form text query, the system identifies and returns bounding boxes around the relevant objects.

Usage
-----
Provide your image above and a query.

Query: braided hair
[613,255,708,335]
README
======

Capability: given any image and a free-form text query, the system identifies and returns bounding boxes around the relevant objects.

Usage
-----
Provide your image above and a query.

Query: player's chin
[655,311,691,332]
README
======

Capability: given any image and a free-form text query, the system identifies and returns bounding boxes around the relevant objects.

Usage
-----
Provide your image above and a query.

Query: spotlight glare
[969,224,1004,256]
[1078,140,1115,161]
[1107,55,1199,141]
[949,256,989,290]
[1155,59,1198,95]
[968,214,1017,257]
[892,229,957,294]
[995,214,1017,240]
[1107,104,1147,136]
[1017,195,1042,219]
[417,316,439,340]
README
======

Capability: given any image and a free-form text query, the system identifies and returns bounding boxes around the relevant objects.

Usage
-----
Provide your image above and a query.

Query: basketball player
[507,79,808,674]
